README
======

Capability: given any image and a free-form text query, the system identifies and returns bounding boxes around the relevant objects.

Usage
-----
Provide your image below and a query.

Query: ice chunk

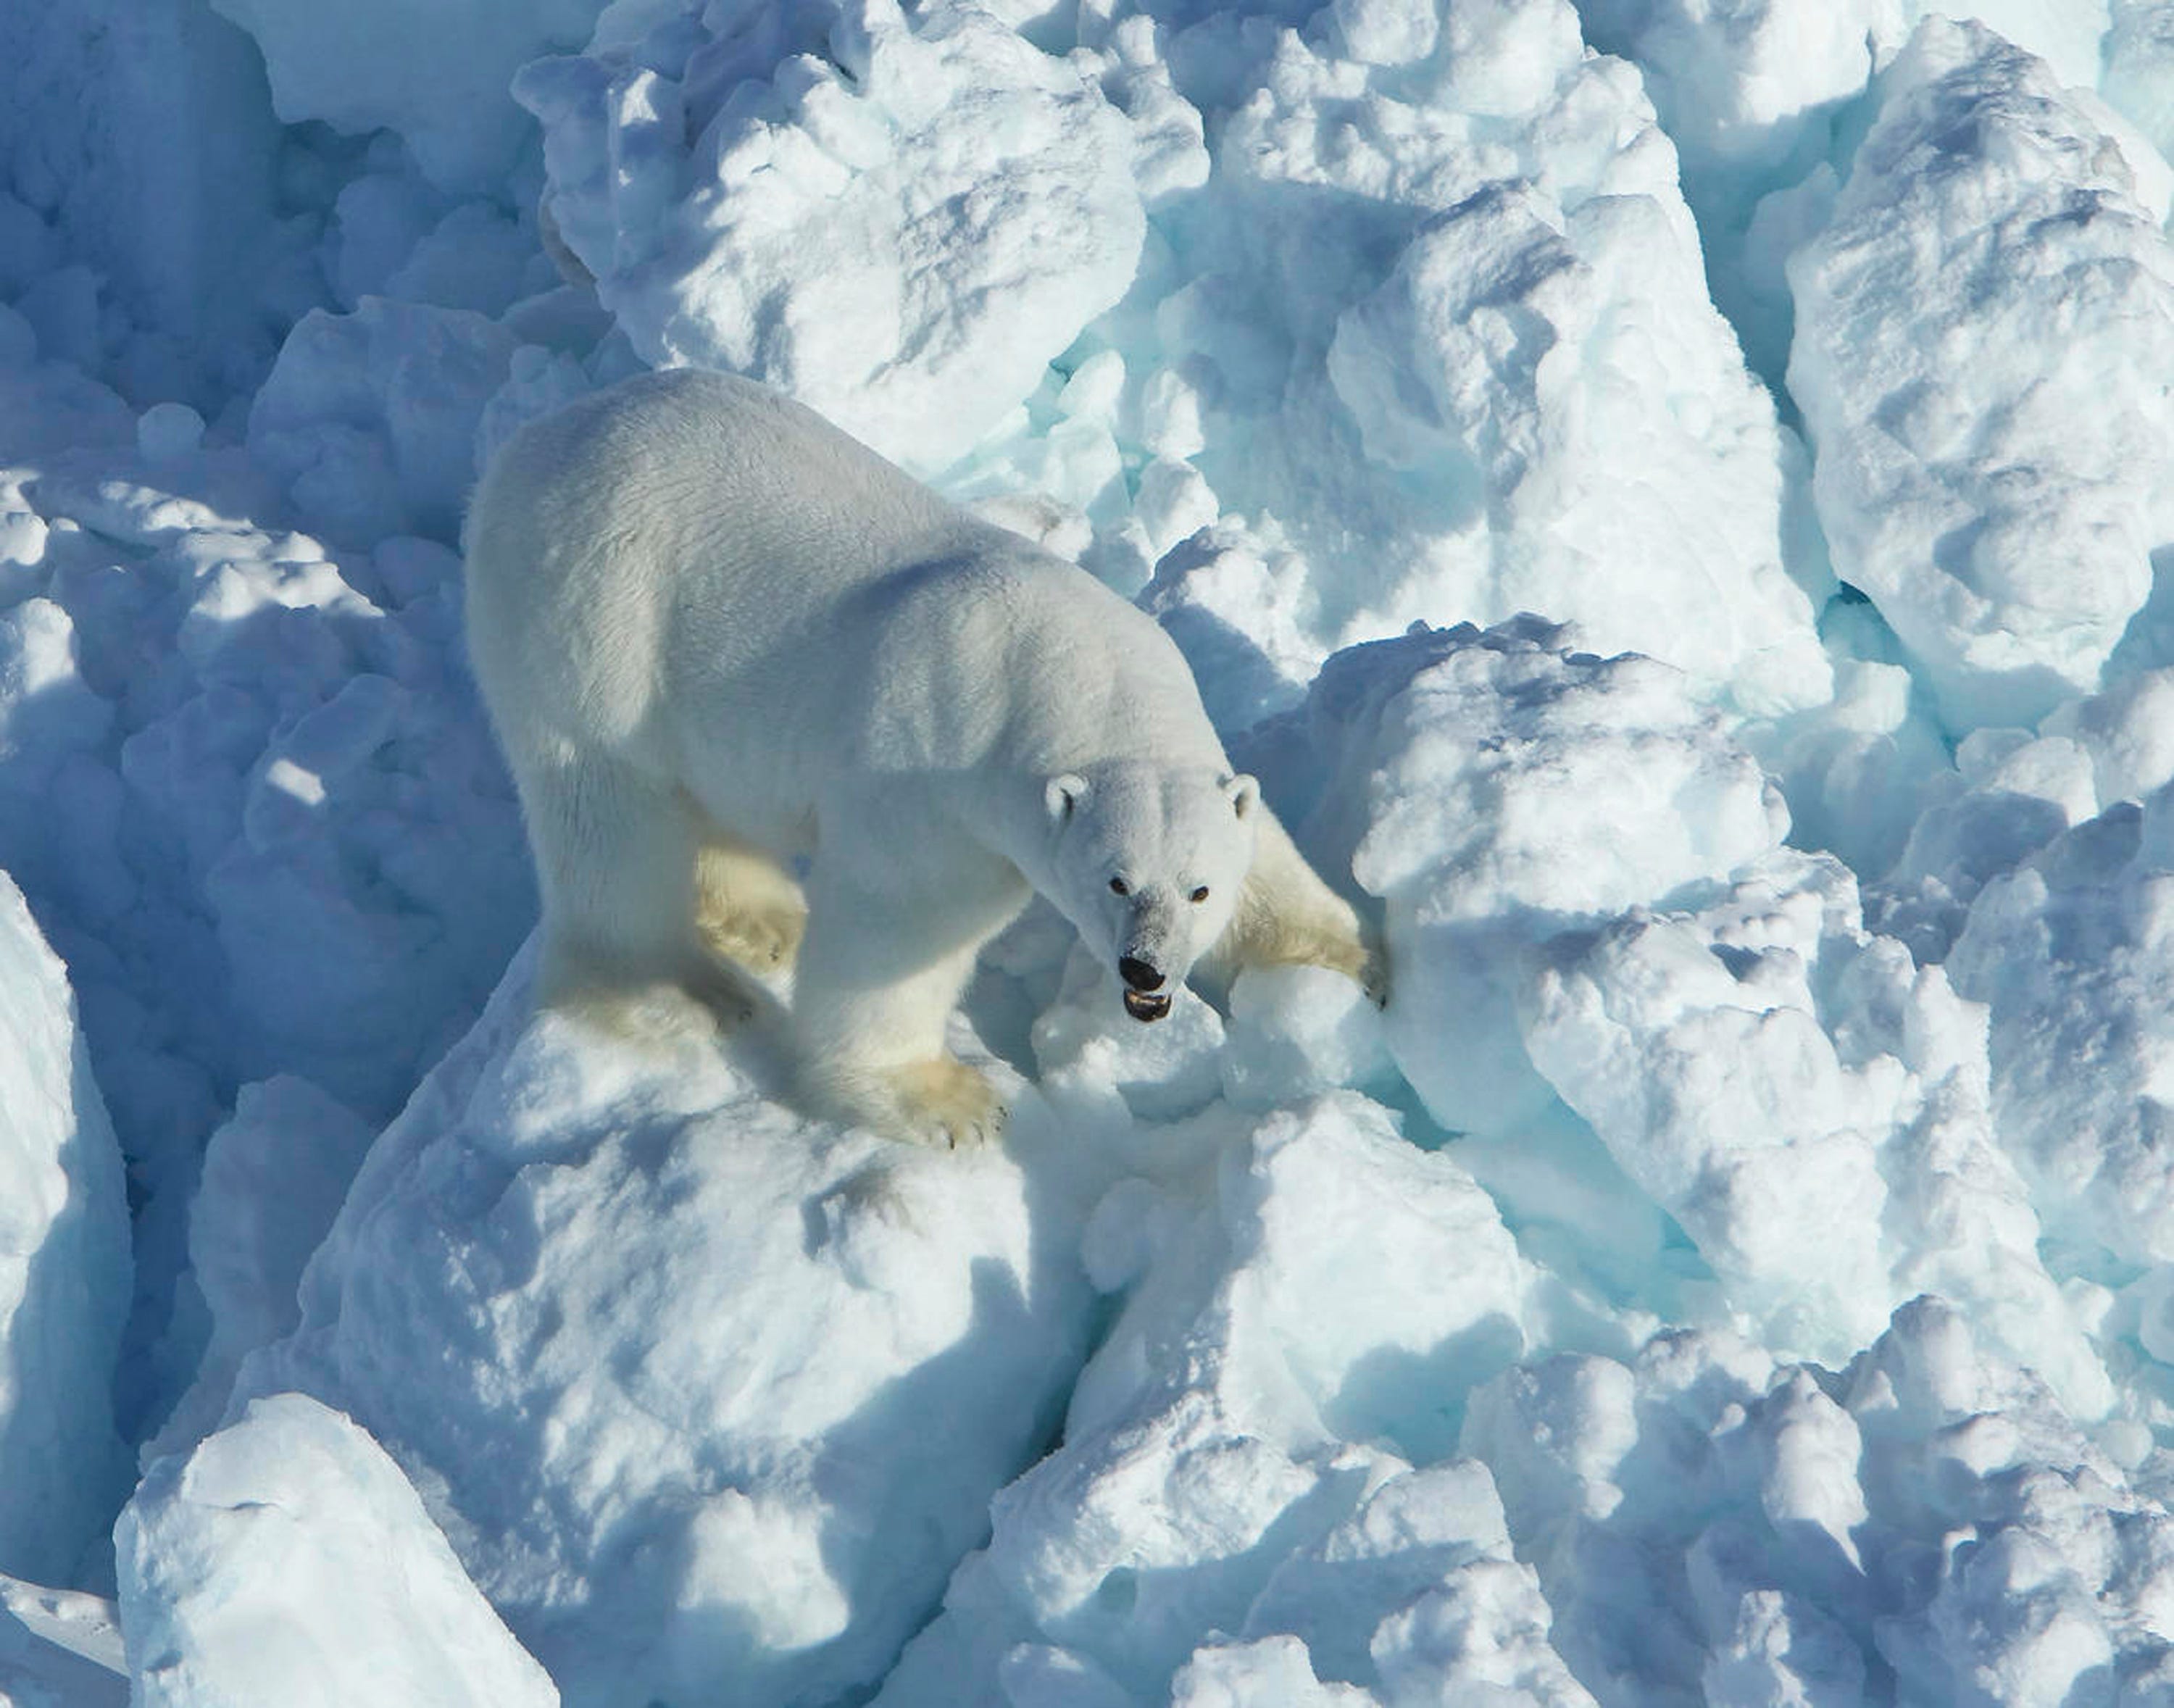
[209,0,609,193]
[0,0,287,405]
[236,954,1100,1708]
[1752,643,1957,886]
[0,871,131,1583]
[1523,847,2107,1407]
[247,299,517,543]
[1946,781,2174,1267]
[1570,0,1907,378]
[0,1573,125,1706]
[1786,17,2174,730]
[1577,0,1907,209]
[1219,964,1394,1112]
[146,1076,380,1461]
[1281,618,1786,1138]
[1131,0,1831,715]
[518,0,1146,475]
[136,403,205,464]
[1465,1301,2161,1708]
[881,1095,1546,1705]
[1249,1460,1596,1707]
[1846,1300,2165,1705]
[1320,178,1826,713]
[2042,666,2174,808]
[1168,1636,1373,1705]
[117,1393,557,1707]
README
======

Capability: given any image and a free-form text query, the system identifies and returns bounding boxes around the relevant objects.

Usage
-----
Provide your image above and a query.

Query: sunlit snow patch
[517,0,1146,475]
[1466,1299,2174,1708]
[233,949,1103,1707]
[117,1391,559,1707]
[879,1093,1568,1707]
[1788,17,2174,731]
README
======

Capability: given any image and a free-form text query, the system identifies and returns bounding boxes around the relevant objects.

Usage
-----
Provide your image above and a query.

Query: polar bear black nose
[1119,956,1165,992]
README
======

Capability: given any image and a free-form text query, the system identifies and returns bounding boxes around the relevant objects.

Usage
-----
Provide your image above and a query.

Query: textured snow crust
[9,0,2174,1704]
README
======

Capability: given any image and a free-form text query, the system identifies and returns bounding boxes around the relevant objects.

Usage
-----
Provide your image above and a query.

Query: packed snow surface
[9,0,2174,1704]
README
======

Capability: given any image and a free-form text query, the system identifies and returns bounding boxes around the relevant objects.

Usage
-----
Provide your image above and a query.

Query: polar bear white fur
[464,370,1378,1146]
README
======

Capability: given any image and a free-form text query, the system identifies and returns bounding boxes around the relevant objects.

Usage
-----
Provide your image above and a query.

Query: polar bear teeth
[1123,989,1172,1022]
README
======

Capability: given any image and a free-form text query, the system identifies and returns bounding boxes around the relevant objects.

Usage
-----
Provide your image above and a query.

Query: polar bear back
[465,369,1230,851]
[466,370,964,739]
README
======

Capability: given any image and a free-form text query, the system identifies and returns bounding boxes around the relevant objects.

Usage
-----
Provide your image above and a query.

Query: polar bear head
[1044,763,1258,1021]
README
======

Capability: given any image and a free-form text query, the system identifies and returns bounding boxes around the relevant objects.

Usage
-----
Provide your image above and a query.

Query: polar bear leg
[788,853,1025,1148]
[694,834,807,973]
[1211,807,1387,1001]
[520,752,757,1033]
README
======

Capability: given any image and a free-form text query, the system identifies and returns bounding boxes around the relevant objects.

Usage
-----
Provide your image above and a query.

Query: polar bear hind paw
[546,972,753,1043]
[539,938,765,1041]
[696,897,807,972]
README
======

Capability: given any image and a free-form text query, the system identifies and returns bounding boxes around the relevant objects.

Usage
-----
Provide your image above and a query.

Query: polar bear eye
[1190,886,1209,903]
[1109,877,1129,896]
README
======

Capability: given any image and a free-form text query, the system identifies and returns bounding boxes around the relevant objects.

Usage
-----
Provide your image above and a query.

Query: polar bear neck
[872,547,1227,757]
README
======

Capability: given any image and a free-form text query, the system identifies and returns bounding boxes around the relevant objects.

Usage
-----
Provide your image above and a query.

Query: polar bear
[464,369,1379,1146]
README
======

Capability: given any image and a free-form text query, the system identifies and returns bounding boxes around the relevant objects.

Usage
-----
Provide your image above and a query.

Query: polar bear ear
[1223,774,1259,820]
[1046,774,1090,822]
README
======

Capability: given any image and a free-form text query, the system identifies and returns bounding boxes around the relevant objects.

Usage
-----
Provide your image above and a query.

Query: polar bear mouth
[1123,989,1172,1022]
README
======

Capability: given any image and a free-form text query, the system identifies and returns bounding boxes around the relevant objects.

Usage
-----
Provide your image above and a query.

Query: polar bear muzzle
[1119,955,1170,1021]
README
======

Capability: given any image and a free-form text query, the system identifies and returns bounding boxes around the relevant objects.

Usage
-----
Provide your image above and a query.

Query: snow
[231,953,1101,1707]
[877,1094,1549,1707]
[1945,783,2174,1268]
[208,0,610,194]
[515,0,1149,474]
[0,1572,126,1707]
[115,1391,558,1706]
[7,0,2174,1702]
[1786,16,2174,732]
[0,874,130,1586]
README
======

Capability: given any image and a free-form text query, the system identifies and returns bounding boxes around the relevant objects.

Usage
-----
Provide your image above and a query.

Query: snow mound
[1946,780,2174,1270]
[0,1572,126,1706]
[117,1391,557,1707]
[0,0,291,408]
[0,380,533,1431]
[1133,0,1831,714]
[0,870,130,1584]
[235,951,1101,1708]
[1275,616,1787,1139]
[1787,16,2174,731]
[209,0,609,193]
[1465,1296,2170,1708]
[148,1075,380,1462]
[517,0,1146,475]
[1523,846,2106,1409]
[879,1093,1563,1707]
[246,297,518,546]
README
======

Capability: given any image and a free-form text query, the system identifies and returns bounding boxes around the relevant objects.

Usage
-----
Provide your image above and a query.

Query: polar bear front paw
[1277,926,1388,1007]
[1358,942,1391,1007]
[888,1058,1007,1151]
